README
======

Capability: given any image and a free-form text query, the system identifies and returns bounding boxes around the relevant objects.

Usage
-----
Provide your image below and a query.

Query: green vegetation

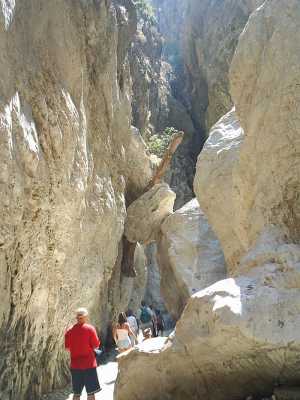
[134,0,157,25]
[148,127,177,158]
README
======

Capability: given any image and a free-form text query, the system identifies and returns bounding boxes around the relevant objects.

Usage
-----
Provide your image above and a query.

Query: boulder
[157,198,227,319]
[115,229,300,400]
[124,183,176,244]
[194,108,244,270]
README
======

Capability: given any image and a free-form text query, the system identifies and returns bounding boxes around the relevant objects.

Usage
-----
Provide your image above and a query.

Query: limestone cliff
[0,1,153,399]
[181,0,264,131]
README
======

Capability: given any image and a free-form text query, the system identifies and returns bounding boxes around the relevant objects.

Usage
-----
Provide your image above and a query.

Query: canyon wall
[181,0,264,131]
[0,0,153,398]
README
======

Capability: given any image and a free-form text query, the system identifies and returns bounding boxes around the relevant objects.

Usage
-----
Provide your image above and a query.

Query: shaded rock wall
[130,2,197,208]
[144,243,170,320]
[181,0,264,131]
[0,0,153,398]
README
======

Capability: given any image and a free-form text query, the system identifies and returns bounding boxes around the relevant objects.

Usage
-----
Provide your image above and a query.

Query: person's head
[141,300,146,307]
[156,309,161,315]
[76,307,89,324]
[118,312,127,325]
[149,304,154,310]
[126,309,133,317]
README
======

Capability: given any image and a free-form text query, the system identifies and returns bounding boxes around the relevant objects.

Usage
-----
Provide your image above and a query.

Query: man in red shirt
[65,308,101,399]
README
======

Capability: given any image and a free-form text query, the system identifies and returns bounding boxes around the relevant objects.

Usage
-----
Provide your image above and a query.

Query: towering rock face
[116,1,300,399]
[0,1,153,399]
[129,14,162,138]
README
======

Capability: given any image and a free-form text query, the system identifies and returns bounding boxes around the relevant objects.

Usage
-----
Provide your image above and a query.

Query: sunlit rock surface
[194,108,244,270]
[157,198,226,319]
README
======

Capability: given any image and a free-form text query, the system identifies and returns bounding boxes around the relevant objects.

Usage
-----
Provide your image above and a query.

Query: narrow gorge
[0,1,300,400]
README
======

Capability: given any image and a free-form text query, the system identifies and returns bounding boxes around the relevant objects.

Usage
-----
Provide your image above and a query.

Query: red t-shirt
[65,323,100,369]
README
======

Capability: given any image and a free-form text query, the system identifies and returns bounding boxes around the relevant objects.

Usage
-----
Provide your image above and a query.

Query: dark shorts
[71,368,101,396]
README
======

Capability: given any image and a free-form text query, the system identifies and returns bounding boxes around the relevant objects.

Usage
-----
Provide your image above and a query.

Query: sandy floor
[43,359,118,400]
[44,331,171,400]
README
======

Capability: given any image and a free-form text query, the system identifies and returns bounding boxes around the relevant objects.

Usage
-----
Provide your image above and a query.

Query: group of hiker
[64,303,165,398]
[113,300,165,353]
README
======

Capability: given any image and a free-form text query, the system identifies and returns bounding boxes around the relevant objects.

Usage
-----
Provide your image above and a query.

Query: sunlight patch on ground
[44,361,119,400]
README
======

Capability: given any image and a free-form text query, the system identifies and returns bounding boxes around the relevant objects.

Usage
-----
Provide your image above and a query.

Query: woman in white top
[113,312,137,353]
[126,309,138,345]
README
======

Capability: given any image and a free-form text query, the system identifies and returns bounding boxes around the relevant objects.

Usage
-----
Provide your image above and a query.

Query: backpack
[140,306,152,323]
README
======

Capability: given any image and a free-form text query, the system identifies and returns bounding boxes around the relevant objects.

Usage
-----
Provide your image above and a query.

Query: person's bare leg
[73,396,80,400]
[87,395,95,400]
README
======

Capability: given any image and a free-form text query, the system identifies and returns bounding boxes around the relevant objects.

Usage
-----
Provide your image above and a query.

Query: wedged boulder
[157,198,227,319]
[194,108,244,270]
[115,229,300,400]
[124,183,176,244]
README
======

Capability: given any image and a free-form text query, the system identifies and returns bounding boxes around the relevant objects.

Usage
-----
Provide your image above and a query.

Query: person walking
[156,309,165,336]
[65,307,101,400]
[149,304,158,337]
[113,312,137,353]
[126,309,138,345]
[137,301,153,337]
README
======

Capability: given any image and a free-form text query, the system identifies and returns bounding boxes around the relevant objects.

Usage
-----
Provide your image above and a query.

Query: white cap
[75,307,88,316]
